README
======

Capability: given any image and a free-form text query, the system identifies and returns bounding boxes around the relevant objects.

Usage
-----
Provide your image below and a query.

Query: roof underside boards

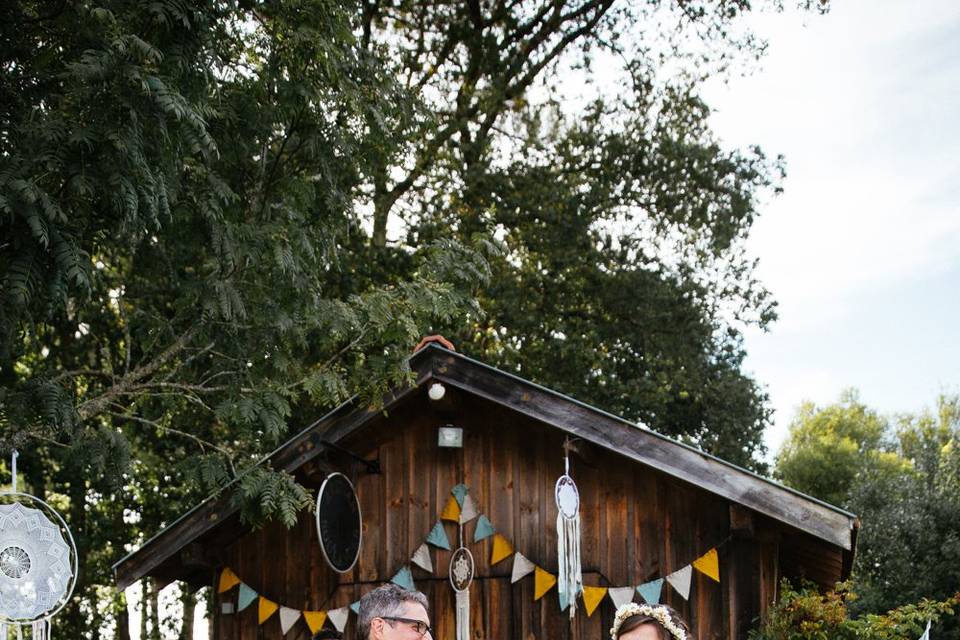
[113,344,857,589]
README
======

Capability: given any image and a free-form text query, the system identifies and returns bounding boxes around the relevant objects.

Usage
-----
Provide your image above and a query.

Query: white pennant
[666,565,693,600]
[459,494,479,523]
[279,607,301,635]
[608,586,636,609]
[328,606,350,632]
[510,552,536,583]
[411,542,433,573]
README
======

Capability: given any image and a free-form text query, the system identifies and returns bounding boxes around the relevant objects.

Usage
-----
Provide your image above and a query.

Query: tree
[1,0,487,635]
[748,580,958,640]
[775,390,904,507]
[338,0,817,468]
[775,393,960,634]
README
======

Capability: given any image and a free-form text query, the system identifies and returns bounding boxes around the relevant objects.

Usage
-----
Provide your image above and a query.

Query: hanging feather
[31,620,48,640]
[455,590,470,640]
[555,451,583,619]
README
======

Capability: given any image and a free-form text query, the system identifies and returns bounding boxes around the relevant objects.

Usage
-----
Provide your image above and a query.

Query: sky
[701,0,960,455]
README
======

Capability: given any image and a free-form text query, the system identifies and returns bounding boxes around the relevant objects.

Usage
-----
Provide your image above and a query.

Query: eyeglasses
[381,616,433,638]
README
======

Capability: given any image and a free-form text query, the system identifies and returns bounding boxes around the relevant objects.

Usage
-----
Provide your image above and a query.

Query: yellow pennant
[303,611,328,634]
[692,548,720,582]
[534,566,557,601]
[582,585,608,617]
[440,495,461,522]
[490,533,514,565]
[217,567,241,593]
[258,597,279,624]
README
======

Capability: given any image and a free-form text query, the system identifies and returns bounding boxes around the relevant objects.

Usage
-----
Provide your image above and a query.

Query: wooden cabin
[114,344,859,640]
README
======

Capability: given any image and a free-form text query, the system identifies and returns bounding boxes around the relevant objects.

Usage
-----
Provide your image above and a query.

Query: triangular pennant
[258,598,279,624]
[582,585,608,617]
[608,586,636,609]
[534,566,557,601]
[327,606,350,632]
[440,495,461,522]
[511,551,536,583]
[473,515,496,542]
[411,543,433,572]
[490,533,514,565]
[218,568,241,593]
[426,521,451,550]
[666,565,693,600]
[459,494,479,523]
[279,607,301,635]
[391,565,416,591]
[303,611,327,635]
[237,584,258,611]
[637,578,664,605]
[692,548,720,582]
[919,620,931,640]
[350,601,361,615]
[559,589,569,612]
[451,483,469,506]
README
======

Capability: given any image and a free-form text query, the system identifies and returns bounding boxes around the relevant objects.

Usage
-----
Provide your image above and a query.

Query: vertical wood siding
[211,392,826,640]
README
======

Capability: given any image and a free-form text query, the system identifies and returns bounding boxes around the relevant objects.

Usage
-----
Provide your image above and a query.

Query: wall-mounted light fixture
[428,382,446,401]
[437,424,463,448]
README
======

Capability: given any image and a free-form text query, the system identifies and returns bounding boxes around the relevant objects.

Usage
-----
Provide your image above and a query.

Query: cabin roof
[113,344,858,590]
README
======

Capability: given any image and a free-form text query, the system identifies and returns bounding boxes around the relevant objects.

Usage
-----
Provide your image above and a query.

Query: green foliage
[233,466,313,529]
[1,1,486,636]
[776,393,960,635]
[748,580,959,640]
[2,0,827,635]
[775,390,905,507]
[340,0,803,469]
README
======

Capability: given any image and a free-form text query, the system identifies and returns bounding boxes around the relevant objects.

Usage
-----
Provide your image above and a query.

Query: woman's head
[610,603,692,640]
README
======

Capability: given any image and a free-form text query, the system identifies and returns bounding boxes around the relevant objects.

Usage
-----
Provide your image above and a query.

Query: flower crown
[609,603,688,640]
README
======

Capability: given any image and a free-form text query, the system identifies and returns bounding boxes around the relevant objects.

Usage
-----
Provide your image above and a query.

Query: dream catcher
[0,451,77,640]
[444,484,478,640]
[555,440,583,618]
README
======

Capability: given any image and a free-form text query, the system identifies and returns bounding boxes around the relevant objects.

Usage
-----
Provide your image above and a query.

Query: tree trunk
[179,584,196,640]
[117,591,132,640]
[140,580,148,640]
[147,578,161,640]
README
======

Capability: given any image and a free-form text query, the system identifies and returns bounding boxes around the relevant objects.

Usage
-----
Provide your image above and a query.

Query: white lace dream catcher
[555,440,583,619]
[0,451,77,640]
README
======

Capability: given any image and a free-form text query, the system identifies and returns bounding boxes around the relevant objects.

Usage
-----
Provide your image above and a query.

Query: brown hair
[614,605,694,640]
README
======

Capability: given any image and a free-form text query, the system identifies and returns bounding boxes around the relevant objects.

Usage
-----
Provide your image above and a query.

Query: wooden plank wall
[213,391,780,640]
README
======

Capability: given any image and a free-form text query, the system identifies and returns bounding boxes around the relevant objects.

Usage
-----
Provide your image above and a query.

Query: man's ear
[370,617,383,639]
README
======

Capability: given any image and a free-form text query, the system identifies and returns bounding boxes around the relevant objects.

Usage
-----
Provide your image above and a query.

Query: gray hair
[357,583,429,640]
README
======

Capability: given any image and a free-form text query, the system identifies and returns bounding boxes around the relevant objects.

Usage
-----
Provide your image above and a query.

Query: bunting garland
[637,578,664,605]
[257,598,278,625]
[303,611,327,635]
[278,607,300,635]
[692,549,720,582]
[216,480,728,635]
[327,606,350,633]
[666,566,693,600]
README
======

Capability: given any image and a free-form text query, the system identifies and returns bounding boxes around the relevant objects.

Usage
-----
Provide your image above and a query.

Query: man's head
[356,584,431,640]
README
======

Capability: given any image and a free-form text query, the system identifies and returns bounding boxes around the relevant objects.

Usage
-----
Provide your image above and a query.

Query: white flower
[609,603,687,640]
